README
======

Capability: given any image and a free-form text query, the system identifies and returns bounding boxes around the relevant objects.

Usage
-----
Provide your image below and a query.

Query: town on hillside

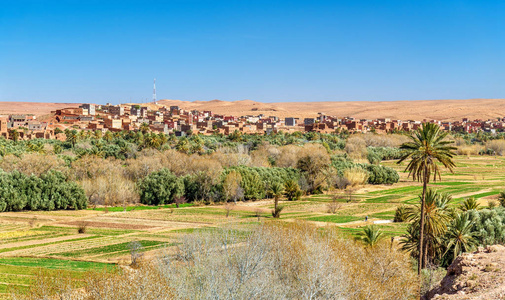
[1,103,504,140]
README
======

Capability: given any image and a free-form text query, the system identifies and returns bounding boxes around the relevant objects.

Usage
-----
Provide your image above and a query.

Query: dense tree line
[0,170,87,212]
[0,131,411,210]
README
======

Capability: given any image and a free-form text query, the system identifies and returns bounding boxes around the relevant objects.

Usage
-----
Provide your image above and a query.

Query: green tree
[442,213,478,265]
[402,189,452,268]
[460,197,480,212]
[65,130,78,147]
[397,122,456,274]
[138,169,184,205]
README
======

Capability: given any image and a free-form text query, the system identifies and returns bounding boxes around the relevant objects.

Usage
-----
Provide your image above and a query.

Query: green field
[0,155,503,298]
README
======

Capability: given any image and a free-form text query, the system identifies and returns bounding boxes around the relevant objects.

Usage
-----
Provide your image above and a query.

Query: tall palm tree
[398,122,456,274]
[359,225,383,247]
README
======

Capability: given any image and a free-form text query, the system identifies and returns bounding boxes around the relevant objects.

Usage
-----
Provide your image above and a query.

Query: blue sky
[1,0,505,104]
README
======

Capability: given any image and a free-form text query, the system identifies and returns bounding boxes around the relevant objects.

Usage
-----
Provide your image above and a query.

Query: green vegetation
[0,170,87,212]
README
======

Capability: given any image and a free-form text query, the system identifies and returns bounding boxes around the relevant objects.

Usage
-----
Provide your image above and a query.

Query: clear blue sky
[1,0,504,104]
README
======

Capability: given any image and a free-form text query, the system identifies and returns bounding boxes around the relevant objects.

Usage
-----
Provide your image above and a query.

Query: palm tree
[402,189,452,268]
[284,179,302,201]
[359,225,383,247]
[269,182,284,218]
[139,122,150,134]
[443,213,478,265]
[9,129,19,143]
[460,197,480,212]
[66,130,78,147]
[398,122,456,274]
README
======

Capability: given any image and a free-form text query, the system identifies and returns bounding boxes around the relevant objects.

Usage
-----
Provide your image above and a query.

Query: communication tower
[153,78,157,104]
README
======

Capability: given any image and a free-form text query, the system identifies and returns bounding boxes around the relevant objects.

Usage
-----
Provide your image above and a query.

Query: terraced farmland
[0,155,504,298]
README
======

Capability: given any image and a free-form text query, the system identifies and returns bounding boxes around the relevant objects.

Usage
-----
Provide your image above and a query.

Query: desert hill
[157,98,505,121]
[1,99,505,121]
[0,102,80,116]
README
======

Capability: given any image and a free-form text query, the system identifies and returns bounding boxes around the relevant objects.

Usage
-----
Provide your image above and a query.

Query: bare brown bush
[0,153,66,176]
[16,222,417,300]
[81,173,138,207]
[345,136,368,160]
[344,167,369,186]
[327,197,342,214]
[486,139,505,156]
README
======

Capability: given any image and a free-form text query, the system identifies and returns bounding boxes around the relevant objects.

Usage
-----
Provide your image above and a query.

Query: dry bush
[210,147,251,167]
[16,265,174,300]
[123,154,163,181]
[327,197,342,214]
[0,153,66,176]
[224,203,235,217]
[344,167,369,186]
[77,222,88,234]
[69,155,120,181]
[249,144,272,167]
[273,144,299,168]
[486,139,505,156]
[16,223,416,300]
[456,144,482,157]
[451,137,467,147]
[345,136,368,160]
[296,143,332,192]
[163,222,417,299]
[81,173,138,207]
[223,170,243,202]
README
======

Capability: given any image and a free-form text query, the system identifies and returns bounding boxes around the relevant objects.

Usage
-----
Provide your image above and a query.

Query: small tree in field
[269,182,284,218]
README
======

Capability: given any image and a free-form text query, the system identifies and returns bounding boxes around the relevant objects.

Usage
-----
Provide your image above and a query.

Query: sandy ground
[2,99,505,121]
[0,102,80,116]
[155,98,505,121]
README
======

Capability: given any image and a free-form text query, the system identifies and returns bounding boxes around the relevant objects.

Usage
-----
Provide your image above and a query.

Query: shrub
[485,139,505,156]
[343,168,368,186]
[362,164,400,184]
[78,222,88,234]
[138,168,184,205]
[0,170,87,212]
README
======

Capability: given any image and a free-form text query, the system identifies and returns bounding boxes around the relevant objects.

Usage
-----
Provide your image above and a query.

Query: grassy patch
[0,235,101,254]
[56,240,166,257]
[88,203,194,212]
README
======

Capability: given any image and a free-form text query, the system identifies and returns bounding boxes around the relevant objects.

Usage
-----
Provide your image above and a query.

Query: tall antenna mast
[153,78,157,104]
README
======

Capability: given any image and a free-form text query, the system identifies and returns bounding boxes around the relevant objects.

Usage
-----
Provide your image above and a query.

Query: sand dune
[1,99,504,121]
[0,102,80,117]
[157,98,505,121]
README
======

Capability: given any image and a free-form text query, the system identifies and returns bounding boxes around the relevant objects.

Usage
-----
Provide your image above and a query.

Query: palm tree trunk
[418,164,428,275]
